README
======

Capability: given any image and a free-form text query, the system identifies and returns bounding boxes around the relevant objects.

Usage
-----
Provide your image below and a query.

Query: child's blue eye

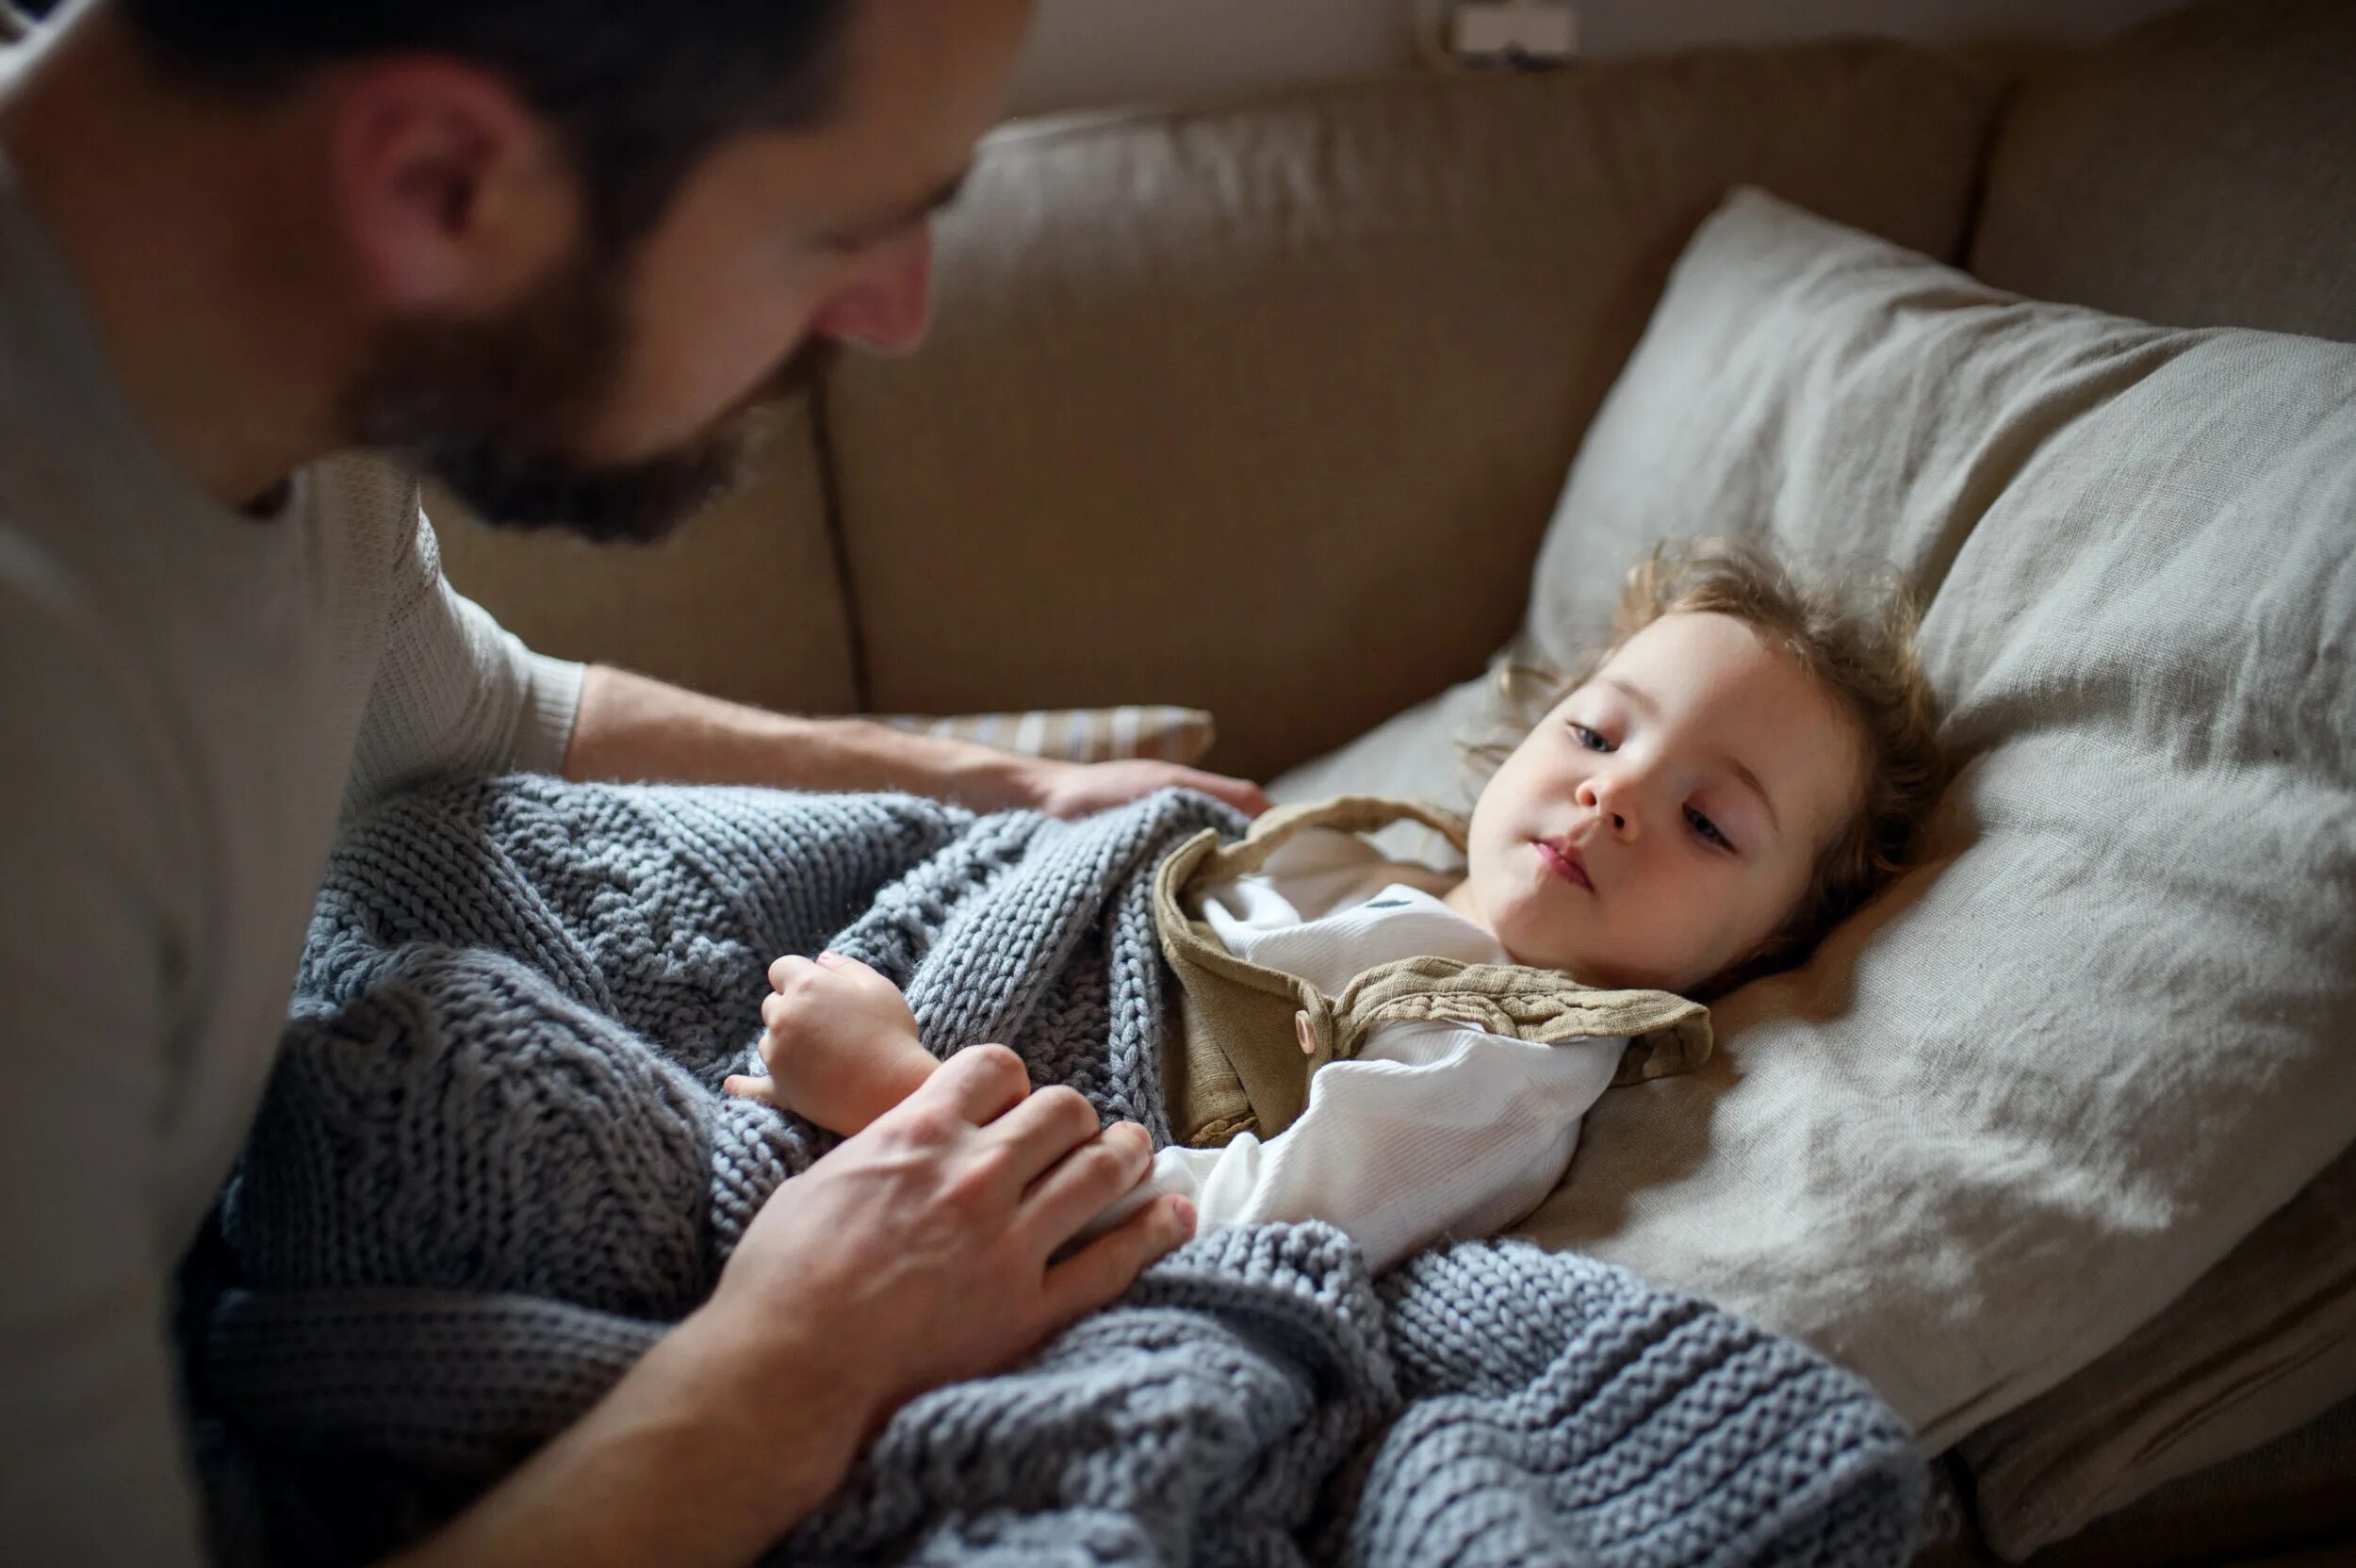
[1568,723,1612,752]
[1685,806,1733,851]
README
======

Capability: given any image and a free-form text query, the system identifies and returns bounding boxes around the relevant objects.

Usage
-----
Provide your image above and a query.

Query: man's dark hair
[117,0,860,245]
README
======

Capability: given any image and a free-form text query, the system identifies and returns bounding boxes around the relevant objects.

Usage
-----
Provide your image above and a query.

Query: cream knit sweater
[0,155,582,1564]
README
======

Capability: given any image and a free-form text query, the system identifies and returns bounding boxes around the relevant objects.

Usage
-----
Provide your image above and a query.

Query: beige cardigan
[1153,796,1714,1148]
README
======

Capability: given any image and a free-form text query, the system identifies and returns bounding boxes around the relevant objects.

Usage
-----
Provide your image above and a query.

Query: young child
[726,542,1945,1271]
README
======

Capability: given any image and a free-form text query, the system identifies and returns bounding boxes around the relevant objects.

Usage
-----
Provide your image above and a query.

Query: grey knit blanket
[183,776,1924,1568]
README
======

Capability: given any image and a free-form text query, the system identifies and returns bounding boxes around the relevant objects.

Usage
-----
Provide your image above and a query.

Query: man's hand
[1018,758,1269,820]
[706,1045,1194,1427]
[724,952,939,1135]
[392,1046,1191,1568]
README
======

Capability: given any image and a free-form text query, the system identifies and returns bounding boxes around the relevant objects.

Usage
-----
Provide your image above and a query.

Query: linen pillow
[1273,188,2356,1517]
[872,705,1215,766]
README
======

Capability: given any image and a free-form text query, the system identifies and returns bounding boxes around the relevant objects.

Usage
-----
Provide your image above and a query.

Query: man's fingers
[990,1086,1123,1194]
[908,1041,1031,1127]
[1020,1121,1157,1248]
[1039,1194,1194,1326]
[1186,771,1268,817]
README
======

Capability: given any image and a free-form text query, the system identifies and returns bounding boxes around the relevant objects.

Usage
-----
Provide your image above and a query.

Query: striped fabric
[875,706,1215,766]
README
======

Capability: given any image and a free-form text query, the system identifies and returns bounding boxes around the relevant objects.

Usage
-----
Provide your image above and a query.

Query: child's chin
[1492,909,1580,972]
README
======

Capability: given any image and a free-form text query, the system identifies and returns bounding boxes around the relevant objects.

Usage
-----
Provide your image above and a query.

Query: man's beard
[345,247,835,546]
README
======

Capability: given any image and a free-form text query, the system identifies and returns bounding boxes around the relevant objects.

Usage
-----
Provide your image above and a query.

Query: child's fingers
[722,1072,782,1106]
[815,951,896,990]
[773,951,892,992]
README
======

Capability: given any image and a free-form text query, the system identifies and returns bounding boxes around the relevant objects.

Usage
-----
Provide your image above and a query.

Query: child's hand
[724,952,941,1136]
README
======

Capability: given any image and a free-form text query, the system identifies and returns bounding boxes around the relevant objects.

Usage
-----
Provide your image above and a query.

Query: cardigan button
[1295,1009,1317,1054]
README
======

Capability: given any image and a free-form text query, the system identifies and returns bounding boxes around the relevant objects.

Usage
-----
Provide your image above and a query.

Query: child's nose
[1577,776,1640,840]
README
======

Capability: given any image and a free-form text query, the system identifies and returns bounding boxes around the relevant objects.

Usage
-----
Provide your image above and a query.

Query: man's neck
[0,3,360,511]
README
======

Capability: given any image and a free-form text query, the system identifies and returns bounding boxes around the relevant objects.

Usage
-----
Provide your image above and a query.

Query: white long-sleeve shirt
[0,152,582,1564]
[1111,828,1625,1274]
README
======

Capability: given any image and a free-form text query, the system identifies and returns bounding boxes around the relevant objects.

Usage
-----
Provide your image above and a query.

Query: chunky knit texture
[185,776,1924,1567]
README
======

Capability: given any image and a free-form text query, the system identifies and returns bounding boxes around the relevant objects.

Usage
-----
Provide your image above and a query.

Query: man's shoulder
[303,449,428,571]
[308,449,421,521]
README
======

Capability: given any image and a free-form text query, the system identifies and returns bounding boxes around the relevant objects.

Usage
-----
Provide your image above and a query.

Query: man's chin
[426,431,747,545]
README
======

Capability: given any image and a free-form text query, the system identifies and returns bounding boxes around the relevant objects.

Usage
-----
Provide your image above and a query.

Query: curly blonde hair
[1466,540,1947,995]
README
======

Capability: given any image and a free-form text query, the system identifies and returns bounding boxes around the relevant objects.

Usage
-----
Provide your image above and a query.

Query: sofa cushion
[1276,188,2356,1514]
[1968,0,2356,344]
[1965,1387,2356,1568]
[823,43,2000,782]
[1957,1140,2356,1559]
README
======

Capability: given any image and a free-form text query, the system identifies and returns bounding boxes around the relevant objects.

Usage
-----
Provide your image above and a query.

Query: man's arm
[565,663,1269,819]
[381,500,1266,818]
[391,1048,1194,1568]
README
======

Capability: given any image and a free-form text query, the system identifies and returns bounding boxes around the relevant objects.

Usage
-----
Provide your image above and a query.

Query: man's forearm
[562,664,1038,809]
[386,1302,869,1568]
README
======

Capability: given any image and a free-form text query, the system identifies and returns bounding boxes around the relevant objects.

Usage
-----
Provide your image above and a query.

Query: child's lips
[1534,838,1592,890]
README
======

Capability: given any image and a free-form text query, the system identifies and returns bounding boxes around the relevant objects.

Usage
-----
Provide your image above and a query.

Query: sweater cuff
[514,652,586,776]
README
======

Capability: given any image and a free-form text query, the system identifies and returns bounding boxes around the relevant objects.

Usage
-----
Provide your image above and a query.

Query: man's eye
[1568,723,1612,752]
[1685,806,1733,851]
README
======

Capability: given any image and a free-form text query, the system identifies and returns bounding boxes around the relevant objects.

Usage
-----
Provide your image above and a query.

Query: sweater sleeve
[0,547,209,1566]
[1128,1023,1626,1274]
[346,500,584,810]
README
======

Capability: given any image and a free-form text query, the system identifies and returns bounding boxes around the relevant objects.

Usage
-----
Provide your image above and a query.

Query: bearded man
[0,3,1263,1561]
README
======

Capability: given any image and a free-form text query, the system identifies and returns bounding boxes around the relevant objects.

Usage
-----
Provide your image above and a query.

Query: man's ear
[324,57,578,313]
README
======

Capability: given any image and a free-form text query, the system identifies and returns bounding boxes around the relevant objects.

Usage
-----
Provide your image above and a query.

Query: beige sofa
[436,2,2356,1562]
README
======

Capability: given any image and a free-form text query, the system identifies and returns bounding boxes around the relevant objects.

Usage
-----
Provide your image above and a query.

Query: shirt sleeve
[0,547,210,1566]
[346,500,585,809]
[1129,1022,1628,1274]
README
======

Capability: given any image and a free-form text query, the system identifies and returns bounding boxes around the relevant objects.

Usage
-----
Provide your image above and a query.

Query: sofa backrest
[434,44,1996,767]
[817,41,1998,781]
[428,400,863,719]
[1969,0,2356,343]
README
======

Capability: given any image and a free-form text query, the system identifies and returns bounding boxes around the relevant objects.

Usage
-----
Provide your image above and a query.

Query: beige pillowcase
[1274,188,2356,1536]
[874,705,1214,766]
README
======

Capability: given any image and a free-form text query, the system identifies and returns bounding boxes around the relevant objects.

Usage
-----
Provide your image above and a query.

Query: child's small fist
[723,952,939,1135]
[765,951,916,1041]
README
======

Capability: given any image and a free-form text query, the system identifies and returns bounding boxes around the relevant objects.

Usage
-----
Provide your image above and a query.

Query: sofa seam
[807,378,874,711]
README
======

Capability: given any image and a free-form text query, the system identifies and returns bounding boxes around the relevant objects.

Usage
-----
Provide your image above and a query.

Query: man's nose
[809,226,935,355]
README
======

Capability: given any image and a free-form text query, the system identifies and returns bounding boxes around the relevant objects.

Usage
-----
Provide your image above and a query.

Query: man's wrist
[650,1298,877,1533]
[385,1298,873,1568]
[810,716,1047,812]
[679,1288,882,1443]
[565,668,1050,809]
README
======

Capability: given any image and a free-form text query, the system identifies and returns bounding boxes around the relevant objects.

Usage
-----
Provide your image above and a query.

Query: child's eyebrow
[1601,677,1784,837]
[1726,756,1783,838]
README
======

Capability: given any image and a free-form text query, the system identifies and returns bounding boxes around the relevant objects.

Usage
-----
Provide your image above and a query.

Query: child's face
[1453,612,1865,993]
